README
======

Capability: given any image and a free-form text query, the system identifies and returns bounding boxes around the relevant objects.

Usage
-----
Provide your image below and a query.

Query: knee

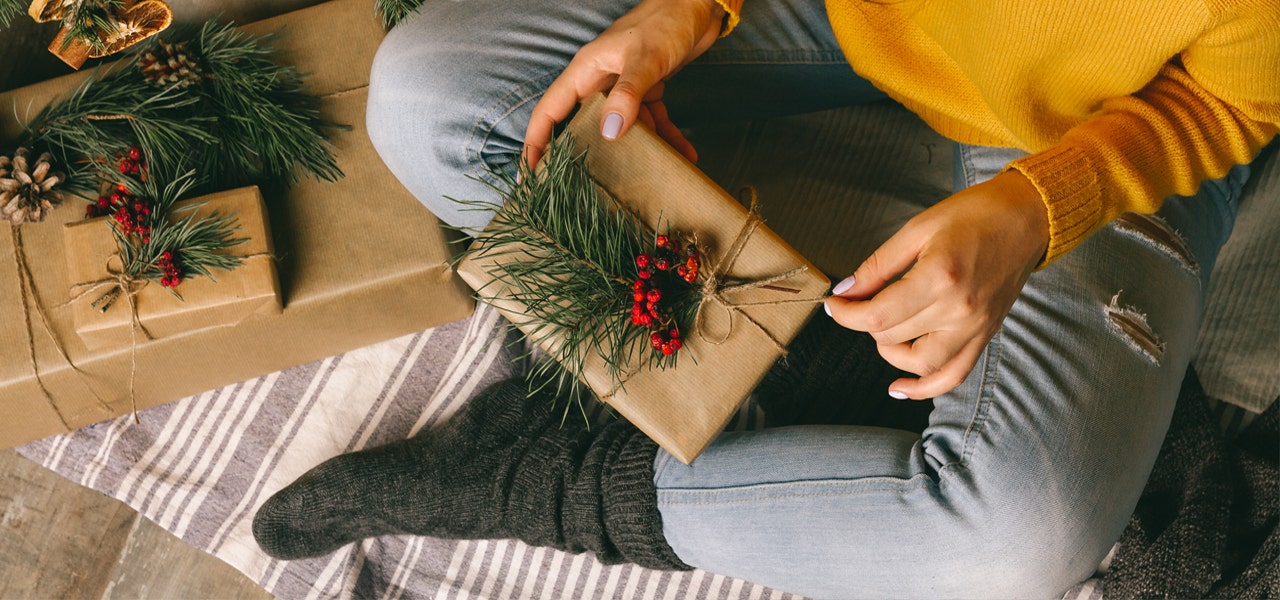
[366,14,514,229]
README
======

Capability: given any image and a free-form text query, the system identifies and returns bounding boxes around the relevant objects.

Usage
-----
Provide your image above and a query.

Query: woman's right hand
[522,0,727,167]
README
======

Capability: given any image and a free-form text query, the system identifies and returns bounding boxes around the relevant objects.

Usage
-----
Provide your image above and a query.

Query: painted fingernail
[832,275,856,296]
[602,113,623,140]
[888,390,909,400]
[824,301,832,317]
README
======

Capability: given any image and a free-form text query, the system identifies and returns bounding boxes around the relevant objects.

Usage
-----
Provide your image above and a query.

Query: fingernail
[832,275,856,296]
[823,301,832,317]
[888,390,908,400]
[602,113,623,140]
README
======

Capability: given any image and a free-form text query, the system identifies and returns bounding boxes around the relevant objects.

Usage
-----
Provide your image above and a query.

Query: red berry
[676,265,688,278]
[128,147,142,161]
[650,333,664,348]
[639,314,653,327]
[661,343,674,356]
[668,240,681,254]
[117,183,127,193]
[669,338,683,351]
[669,329,680,339]
[638,270,652,280]
[646,289,661,303]
[633,280,646,291]
[636,254,651,268]
[654,258,671,271]
[633,291,645,302]
[683,272,697,284]
[655,235,669,248]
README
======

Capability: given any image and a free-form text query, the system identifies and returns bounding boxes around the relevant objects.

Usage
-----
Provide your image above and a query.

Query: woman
[253,0,1279,597]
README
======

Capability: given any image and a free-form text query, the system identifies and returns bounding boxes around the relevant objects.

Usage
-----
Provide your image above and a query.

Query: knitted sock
[755,315,933,431]
[252,380,689,570]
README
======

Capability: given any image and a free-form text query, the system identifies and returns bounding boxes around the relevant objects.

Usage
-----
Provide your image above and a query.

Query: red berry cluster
[156,251,182,288]
[116,146,147,178]
[85,148,153,242]
[629,234,702,356]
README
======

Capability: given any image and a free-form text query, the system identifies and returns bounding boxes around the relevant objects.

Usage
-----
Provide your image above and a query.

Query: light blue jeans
[367,1,1248,597]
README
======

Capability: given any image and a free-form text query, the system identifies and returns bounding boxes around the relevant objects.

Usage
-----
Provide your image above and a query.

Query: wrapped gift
[63,186,281,350]
[0,0,474,449]
[456,95,830,463]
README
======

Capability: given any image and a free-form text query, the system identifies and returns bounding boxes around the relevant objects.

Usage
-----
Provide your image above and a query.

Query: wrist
[992,169,1050,266]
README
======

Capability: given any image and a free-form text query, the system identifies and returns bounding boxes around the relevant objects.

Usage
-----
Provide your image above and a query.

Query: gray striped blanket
[15,304,805,600]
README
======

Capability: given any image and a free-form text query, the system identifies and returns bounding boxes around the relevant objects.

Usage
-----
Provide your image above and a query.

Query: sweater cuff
[713,0,742,37]
[1005,145,1104,267]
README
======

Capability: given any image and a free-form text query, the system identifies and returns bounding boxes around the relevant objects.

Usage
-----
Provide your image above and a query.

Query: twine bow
[691,188,827,351]
[66,254,159,423]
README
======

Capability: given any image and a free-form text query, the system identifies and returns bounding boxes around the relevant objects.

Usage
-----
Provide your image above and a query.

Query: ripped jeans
[366,0,1248,596]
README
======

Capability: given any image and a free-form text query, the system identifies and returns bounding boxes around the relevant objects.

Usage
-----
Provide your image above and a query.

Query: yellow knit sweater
[715,0,1280,264]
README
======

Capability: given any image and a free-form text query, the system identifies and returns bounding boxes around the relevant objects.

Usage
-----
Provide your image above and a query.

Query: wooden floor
[1,2,325,597]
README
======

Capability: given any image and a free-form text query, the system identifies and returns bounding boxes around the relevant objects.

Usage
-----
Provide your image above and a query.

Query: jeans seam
[658,473,936,505]
[464,70,561,184]
[958,143,977,188]
[959,329,1003,466]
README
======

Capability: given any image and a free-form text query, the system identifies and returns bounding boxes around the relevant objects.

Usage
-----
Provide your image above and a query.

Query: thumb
[600,59,667,141]
[834,229,923,299]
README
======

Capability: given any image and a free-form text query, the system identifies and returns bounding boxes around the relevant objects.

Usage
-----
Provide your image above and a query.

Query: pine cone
[1,148,65,225]
[139,40,204,88]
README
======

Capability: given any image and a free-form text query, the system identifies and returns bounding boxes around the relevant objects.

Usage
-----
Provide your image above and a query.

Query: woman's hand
[825,170,1050,399]
[522,0,726,167]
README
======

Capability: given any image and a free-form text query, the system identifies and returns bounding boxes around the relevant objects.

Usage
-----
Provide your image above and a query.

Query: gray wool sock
[251,379,690,571]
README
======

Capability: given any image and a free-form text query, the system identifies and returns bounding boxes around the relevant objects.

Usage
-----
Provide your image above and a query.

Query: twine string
[692,187,825,348]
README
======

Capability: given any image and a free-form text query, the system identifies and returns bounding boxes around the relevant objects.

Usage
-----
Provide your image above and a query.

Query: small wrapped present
[457,95,830,463]
[62,186,281,350]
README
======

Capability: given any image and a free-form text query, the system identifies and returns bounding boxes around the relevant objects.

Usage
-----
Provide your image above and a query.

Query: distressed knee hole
[1113,213,1199,279]
[1105,292,1164,365]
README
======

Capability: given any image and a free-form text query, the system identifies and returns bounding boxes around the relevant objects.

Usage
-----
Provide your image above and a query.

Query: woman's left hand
[825,170,1050,399]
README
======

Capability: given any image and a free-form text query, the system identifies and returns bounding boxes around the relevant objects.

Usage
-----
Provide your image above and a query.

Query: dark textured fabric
[756,314,933,432]
[1103,369,1279,599]
[252,379,690,571]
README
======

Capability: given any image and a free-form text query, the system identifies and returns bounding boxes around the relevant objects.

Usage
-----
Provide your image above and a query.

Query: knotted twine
[600,187,828,398]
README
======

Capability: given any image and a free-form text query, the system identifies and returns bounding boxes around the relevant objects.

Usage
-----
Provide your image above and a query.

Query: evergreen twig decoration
[0,0,24,28]
[374,0,424,28]
[14,18,342,195]
[456,135,702,415]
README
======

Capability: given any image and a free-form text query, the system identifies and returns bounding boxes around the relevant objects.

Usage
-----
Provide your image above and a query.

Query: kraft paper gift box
[456,95,831,464]
[62,186,281,350]
[0,0,474,449]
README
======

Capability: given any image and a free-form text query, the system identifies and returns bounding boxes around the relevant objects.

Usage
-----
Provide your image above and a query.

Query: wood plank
[0,449,135,599]
[103,517,272,600]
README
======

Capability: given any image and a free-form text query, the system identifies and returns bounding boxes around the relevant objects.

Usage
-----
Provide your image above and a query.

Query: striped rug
[15,304,804,600]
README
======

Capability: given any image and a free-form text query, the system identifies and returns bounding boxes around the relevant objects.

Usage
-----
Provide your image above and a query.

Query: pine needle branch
[374,0,424,28]
[0,0,24,28]
[457,135,702,415]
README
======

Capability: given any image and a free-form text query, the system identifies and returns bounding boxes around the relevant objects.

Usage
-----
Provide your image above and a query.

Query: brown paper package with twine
[457,94,830,464]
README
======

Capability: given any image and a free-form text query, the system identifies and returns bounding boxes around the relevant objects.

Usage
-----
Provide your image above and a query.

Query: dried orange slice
[87,0,173,58]
[27,0,70,23]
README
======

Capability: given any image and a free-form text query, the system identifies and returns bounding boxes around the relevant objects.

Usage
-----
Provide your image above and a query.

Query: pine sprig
[458,135,702,412]
[181,21,342,186]
[0,0,24,28]
[60,0,124,56]
[22,70,217,193]
[112,169,246,294]
[374,0,424,28]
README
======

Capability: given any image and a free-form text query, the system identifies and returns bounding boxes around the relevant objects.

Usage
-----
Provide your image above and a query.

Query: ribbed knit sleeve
[1007,2,1280,265]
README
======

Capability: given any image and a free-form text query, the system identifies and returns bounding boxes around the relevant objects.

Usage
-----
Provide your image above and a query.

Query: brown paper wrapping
[456,95,830,464]
[63,187,281,350]
[0,0,475,449]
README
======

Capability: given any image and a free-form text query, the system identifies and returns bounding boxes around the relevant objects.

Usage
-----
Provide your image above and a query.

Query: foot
[252,379,570,560]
